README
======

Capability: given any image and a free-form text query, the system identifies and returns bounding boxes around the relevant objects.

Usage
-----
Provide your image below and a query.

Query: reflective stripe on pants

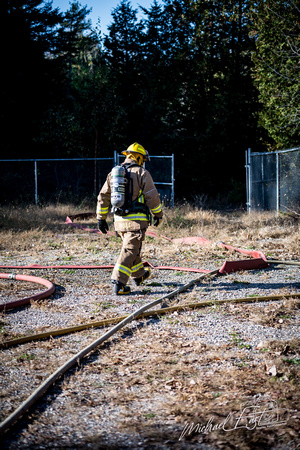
[111,229,146,285]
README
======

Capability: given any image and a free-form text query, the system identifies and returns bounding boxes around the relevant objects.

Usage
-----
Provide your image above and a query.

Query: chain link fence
[245,147,300,213]
[0,155,174,206]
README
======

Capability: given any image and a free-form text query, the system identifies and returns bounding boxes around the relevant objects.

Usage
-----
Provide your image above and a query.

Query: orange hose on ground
[0,274,55,311]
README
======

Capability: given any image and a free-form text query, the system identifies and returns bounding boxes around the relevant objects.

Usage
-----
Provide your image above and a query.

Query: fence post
[276,151,279,213]
[245,150,248,212]
[114,150,118,166]
[245,148,251,212]
[34,160,38,205]
[171,153,175,207]
[261,152,265,209]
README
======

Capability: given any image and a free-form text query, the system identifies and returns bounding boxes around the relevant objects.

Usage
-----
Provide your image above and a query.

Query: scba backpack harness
[111,163,151,221]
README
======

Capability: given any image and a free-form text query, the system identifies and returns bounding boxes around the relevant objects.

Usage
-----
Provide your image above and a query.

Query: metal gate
[115,152,174,207]
[245,147,300,213]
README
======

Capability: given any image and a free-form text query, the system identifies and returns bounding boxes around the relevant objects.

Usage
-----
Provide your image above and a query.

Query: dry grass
[0,203,299,255]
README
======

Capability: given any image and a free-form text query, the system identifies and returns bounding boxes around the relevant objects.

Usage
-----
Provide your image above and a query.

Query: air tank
[111,165,127,208]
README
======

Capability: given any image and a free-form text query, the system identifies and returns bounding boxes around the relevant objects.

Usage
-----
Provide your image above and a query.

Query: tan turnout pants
[111,229,146,285]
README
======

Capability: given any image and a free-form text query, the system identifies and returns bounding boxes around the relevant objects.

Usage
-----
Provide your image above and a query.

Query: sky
[51,0,160,35]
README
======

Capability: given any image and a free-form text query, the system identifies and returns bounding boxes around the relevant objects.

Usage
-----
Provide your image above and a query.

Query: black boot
[134,268,151,286]
[112,280,131,295]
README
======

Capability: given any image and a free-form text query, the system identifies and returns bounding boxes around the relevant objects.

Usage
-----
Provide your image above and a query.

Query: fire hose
[0,254,298,312]
[0,273,55,311]
[1,290,299,350]
[0,216,299,434]
[1,266,298,435]
[0,269,217,434]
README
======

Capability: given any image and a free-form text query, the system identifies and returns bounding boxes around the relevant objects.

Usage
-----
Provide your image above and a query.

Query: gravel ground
[0,233,299,449]
[1,264,299,346]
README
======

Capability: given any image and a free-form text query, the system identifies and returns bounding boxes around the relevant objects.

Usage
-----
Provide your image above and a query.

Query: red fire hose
[0,216,298,434]
[0,274,55,311]
[1,214,297,311]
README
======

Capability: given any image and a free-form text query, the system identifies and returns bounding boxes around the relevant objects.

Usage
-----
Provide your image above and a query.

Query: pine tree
[56,1,98,98]
[102,0,145,147]
[1,0,62,157]
[179,0,259,197]
[37,1,100,158]
[251,0,300,148]
[138,0,193,145]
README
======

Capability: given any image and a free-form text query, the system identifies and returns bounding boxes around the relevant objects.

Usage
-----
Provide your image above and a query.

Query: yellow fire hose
[0,269,217,434]
[1,290,299,350]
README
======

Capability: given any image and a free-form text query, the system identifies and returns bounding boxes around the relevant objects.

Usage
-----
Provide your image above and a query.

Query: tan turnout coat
[97,158,163,232]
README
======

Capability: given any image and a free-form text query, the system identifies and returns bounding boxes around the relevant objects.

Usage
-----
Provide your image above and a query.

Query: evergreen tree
[138,0,193,146]
[101,0,259,199]
[37,1,100,158]
[1,0,62,157]
[176,0,259,198]
[56,1,98,97]
[5,0,293,205]
[251,0,300,148]
[71,29,111,162]
[103,0,145,147]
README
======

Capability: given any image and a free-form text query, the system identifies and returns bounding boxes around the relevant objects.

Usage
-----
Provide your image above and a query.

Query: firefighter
[96,143,163,295]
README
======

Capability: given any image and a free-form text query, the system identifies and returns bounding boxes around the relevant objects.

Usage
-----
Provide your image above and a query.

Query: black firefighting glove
[98,219,109,234]
[153,216,162,227]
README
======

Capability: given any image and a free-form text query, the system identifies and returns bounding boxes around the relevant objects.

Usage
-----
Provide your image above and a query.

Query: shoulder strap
[123,162,143,193]
[123,162,141,170]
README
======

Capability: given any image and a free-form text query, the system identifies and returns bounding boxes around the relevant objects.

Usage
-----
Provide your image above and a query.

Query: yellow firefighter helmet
[122,142,150,162]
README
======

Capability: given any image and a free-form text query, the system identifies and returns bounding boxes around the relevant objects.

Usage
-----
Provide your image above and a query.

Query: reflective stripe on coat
[96,158,163,232]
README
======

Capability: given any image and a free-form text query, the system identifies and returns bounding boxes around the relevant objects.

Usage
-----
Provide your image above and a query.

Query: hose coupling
[8,274,16,280]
